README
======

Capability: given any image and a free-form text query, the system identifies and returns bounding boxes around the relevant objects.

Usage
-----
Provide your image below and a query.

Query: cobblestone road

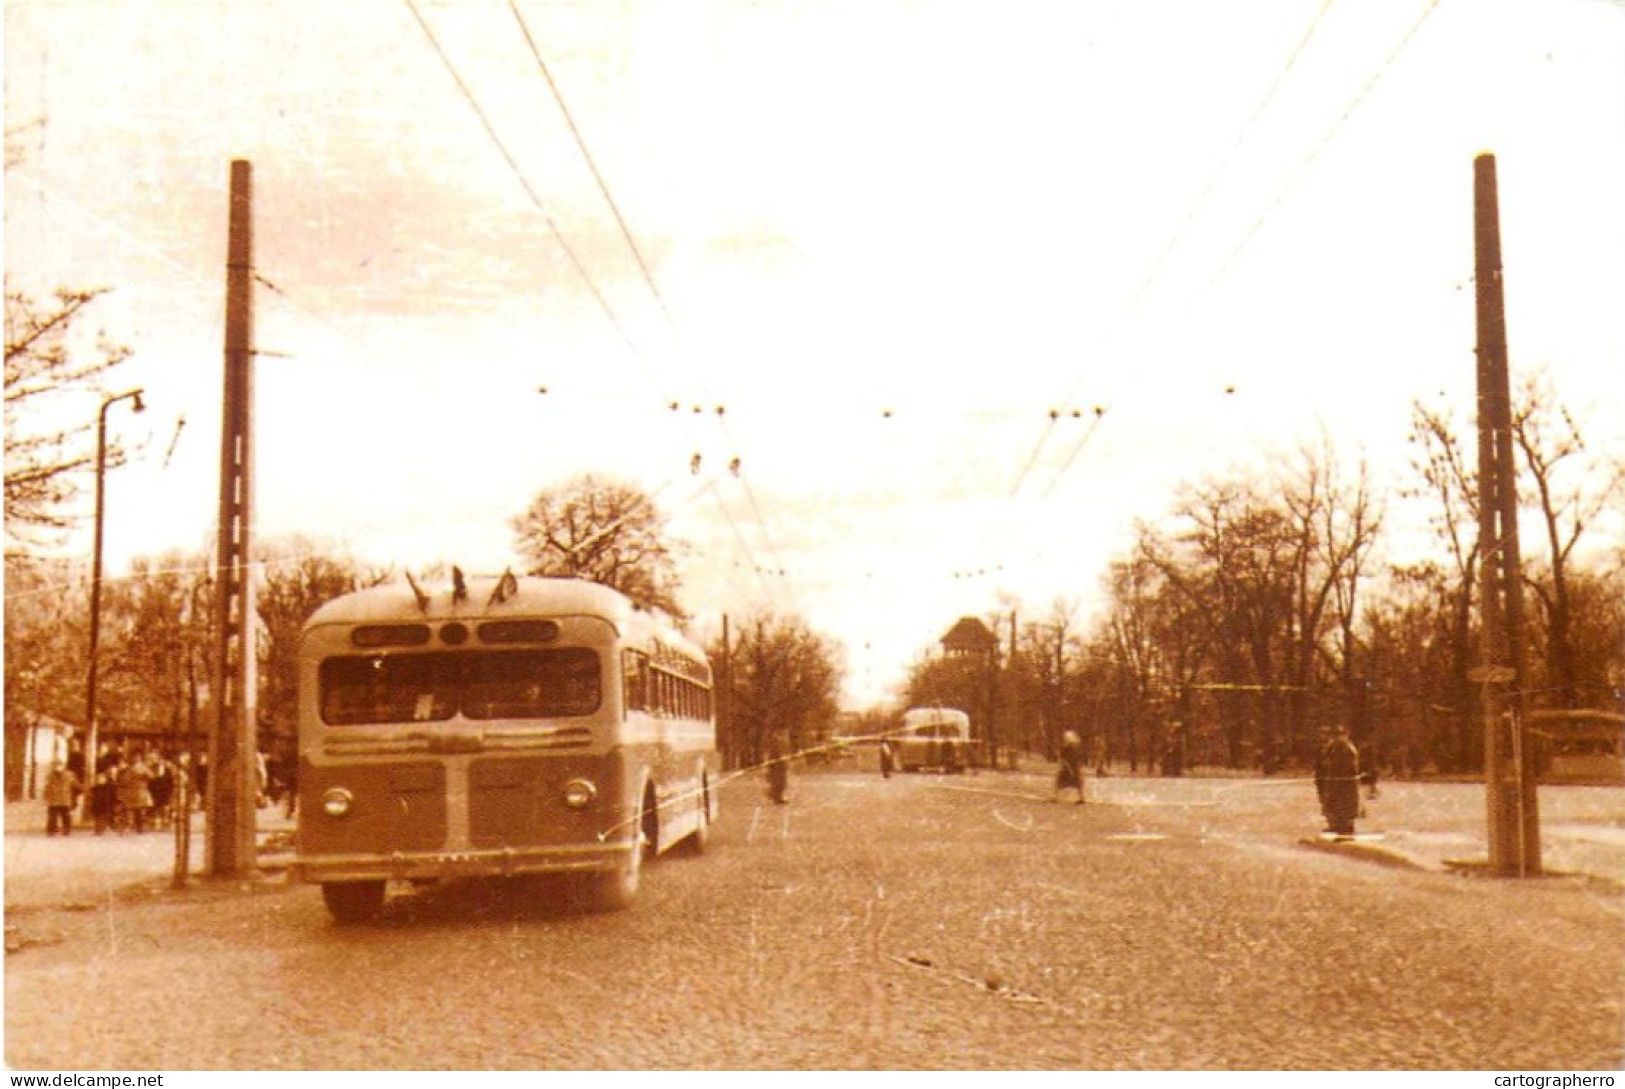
[5,767,1622,1070]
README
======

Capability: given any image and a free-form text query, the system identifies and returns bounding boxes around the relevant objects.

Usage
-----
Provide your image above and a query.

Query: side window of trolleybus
[622,650,650,713]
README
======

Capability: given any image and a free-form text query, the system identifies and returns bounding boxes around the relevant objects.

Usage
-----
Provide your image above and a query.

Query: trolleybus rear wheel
[321,880,385,923]
[683,776,711,855]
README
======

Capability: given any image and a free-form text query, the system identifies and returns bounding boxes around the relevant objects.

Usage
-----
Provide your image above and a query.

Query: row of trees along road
[900,379,1621,780]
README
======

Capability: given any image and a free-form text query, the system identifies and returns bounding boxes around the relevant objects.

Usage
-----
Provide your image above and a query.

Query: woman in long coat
[1315,725,1362,836]
[765,733,790,805]
[1053,731,1086,804]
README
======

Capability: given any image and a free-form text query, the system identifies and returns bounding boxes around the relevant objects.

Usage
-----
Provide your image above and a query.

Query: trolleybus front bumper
[290,841,634,885]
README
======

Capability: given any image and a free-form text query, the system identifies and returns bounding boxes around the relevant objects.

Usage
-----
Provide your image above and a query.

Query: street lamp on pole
[81,388,145,823]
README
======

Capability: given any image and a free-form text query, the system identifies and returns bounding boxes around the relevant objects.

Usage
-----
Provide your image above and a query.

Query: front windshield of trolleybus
[319,648,601,725]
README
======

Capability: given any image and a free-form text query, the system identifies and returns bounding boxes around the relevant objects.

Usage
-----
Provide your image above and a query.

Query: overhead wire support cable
[1209,0,1444,287]
[508,0,675,327]
[1041,408,1108,499]
[1013,0,1337,504]
[403,0,643,362]
[1125,0,1336,316]
[508,0,795,608]
[504,0,794,611]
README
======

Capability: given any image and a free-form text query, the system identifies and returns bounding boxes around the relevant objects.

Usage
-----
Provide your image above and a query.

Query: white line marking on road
[992,809,1034,832]
[933,783,1051,804]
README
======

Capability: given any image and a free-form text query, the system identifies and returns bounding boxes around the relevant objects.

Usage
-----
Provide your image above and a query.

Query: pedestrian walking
[766,734,790,805]
[878,739,894,779]
[43,761,80,836]
[1053,730,1086,804]
[1315,724,1362,837]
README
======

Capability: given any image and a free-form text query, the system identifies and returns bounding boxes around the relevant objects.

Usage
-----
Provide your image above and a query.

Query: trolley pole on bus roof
[208,158,259,878]
[1472,152,1540,877]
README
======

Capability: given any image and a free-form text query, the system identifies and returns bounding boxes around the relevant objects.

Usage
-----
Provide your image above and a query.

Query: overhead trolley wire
[403,0,645,365]
[1013,0,1339,505]
[498,1,802,611]
[1209,0,1444,287]
[408,1,783,597]
[408,2,815,618]
[507,0,675,327]
[1127,0,1337,319]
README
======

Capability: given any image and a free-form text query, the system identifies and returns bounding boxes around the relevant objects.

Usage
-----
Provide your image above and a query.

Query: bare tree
[511,474,683,617]
[1145,479,1298,770]
[1510,372,1624,710]
[710,611,843,769]
[4,286,135,557]
[1406,402,1482,770]
[1280,438,1384,763]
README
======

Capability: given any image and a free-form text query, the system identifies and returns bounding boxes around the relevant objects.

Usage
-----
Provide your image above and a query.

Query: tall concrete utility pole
[209,159,259,877]
[1472,152,1540,877]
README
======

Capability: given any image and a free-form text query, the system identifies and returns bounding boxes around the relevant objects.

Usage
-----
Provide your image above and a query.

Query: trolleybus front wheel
[321,879,386,923]
[582,790,651,911]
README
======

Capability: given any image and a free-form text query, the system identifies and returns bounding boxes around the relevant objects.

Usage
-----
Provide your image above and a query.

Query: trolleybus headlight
[562,779,597,808]
[322,787,354,818]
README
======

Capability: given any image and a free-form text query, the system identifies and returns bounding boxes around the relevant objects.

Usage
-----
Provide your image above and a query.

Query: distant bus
[893,707,972,773]
[292,574,717,920]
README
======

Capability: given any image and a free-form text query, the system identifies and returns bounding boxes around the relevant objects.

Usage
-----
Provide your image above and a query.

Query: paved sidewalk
[3,802,296,915]
[4,776,1622,918]
[1074,772,1625,884]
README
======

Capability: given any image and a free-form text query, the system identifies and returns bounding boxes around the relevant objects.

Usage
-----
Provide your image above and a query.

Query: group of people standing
[39,736,307,836]
[41,743,203,837]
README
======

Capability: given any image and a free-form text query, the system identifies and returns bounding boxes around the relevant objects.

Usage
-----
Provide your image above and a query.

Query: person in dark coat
[43,762,80,836]
[766,734,790,805]
[90,765,119,836]
[1315,724,1362,837]
[878,739,894,779]
[1053,730,1086,804]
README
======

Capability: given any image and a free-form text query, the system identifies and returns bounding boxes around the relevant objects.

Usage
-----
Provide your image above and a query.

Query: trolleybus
[291,572,717,920]
[894,706,973,773]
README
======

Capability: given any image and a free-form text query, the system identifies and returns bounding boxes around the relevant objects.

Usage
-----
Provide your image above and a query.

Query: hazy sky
[6,0,1623,706]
